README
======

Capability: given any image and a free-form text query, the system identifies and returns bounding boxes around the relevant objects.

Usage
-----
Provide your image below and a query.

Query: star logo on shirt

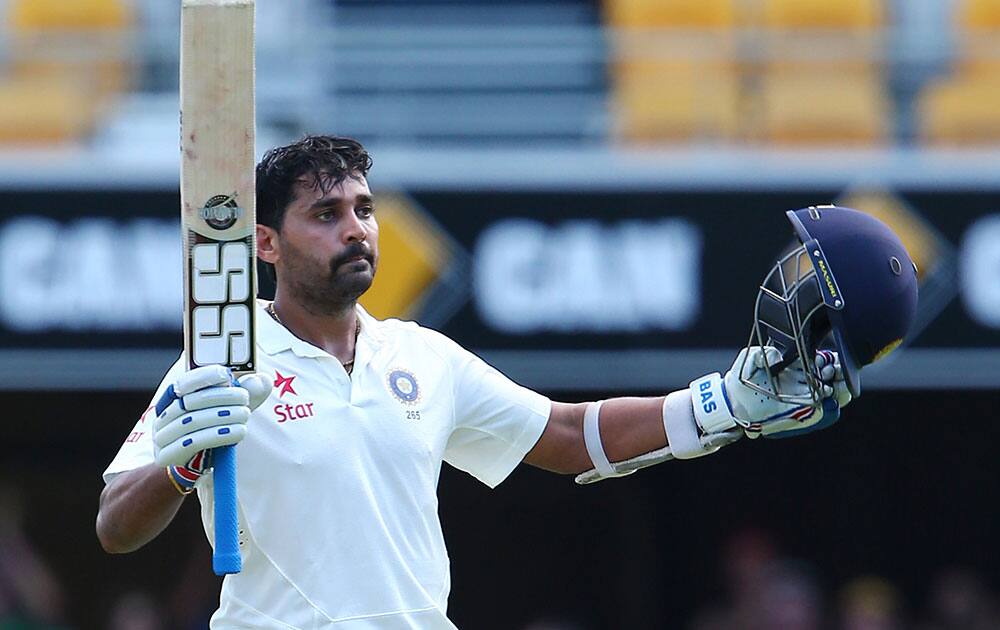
[274,371,297,397]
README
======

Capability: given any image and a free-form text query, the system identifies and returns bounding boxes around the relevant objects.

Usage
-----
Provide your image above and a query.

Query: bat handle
[212,445,242,575]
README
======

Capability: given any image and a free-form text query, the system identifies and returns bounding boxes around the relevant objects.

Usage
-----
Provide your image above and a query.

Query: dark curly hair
[256,135,373,231]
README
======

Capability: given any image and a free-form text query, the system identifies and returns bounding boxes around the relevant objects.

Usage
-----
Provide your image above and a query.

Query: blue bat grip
[212,444,241,575]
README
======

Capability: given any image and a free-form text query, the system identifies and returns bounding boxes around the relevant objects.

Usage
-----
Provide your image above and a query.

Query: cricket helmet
[745,205,919,404]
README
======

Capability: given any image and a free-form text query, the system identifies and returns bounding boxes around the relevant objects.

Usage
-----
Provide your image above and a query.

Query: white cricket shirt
[104,301,551,629]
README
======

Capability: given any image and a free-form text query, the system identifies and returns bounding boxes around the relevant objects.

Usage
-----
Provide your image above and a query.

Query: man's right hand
[152,365,272,469]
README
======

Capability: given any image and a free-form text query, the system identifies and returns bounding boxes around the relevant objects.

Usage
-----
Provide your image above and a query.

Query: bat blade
[180,0,256,577]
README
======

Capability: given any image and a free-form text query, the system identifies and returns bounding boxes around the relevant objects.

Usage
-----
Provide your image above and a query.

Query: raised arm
[96,365,272,553]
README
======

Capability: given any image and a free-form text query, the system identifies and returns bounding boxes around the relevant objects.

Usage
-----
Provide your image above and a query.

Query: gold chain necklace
[266,302,360,375]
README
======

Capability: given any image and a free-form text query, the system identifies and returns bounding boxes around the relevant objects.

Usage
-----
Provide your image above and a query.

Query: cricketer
[96,136,917,629]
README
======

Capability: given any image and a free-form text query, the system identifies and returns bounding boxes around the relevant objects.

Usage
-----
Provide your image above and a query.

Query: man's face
[265,173,378,310]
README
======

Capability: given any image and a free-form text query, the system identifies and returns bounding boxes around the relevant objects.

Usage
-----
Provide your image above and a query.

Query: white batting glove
[815,349,853,409]
[733,347,851,438]
[576,348,851,483]
[152,365,272,469]
[690,346,851,442]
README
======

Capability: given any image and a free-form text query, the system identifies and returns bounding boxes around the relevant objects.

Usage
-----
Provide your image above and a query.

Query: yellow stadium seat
[9,0,130,29]
[613,66,742,142]
[955,0,1000,74]
[605,0,737,28]
[958,0,1000,29]
[919,74,1000,145]
[0,78,95,144]
[606,0,743,143]
[751,0,883,74]
[759,0,883,29]
[7,0,133,103]
[753,70,888,145]
[607,0,739,77]
[746,0,883,87]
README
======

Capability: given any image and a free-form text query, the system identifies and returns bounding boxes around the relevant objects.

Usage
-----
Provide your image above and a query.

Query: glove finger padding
[816,350,852,409]
[760,398,841,439]
[746,347,817,400]
[154,385,249,432]
[155,423,247,468]
[724,347,812,422]
[152,365,271,469]
[154,405,250,448]
[174,364,233,396]
[725,346,849,439]
[183,385,250,413]
[755,403,826,438]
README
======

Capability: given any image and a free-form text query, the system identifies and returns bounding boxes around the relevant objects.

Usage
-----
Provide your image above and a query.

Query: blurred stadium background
[1,0,999,628]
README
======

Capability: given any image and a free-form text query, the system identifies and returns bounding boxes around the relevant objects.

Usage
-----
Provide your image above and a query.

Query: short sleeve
[102,354,186,484]
[440,338,551,488]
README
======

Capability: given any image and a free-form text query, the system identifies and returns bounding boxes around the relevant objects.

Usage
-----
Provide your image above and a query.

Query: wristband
[583,400,637,479]
[166,449,208,495]
[662,390,708,459]
[166,466,195,496]
[583,401,620,479]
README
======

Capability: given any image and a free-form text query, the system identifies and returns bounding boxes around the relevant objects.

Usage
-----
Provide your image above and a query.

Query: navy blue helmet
[746,205,919,404]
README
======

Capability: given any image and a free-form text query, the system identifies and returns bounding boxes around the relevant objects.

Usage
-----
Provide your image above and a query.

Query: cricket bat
[180,0,256,576]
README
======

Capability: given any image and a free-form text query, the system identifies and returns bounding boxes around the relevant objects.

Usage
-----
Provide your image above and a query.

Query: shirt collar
[256,299,383,358]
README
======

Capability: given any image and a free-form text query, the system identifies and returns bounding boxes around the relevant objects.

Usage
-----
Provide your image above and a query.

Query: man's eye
[317,211,333,221]
[358,206,374,218]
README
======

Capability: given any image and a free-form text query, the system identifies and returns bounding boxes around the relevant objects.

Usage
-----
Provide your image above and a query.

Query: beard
[281,241,377,315]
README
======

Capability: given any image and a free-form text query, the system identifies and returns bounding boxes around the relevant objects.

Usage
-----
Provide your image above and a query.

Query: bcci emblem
[200,193,243,230]
[387,368,420,405]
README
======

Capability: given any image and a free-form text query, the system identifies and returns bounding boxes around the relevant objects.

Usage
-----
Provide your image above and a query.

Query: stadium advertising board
[0,188,997,390]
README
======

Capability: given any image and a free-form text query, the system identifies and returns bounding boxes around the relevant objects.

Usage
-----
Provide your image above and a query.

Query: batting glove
[690,346,852,443]
[749,349,851,439]
[168,449,212,494]
[152,365,272,470]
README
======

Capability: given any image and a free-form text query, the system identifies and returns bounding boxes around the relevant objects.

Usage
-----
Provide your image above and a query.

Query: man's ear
[257,224,279,265]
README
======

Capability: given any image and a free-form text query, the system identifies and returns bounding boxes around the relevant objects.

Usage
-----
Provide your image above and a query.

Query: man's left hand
[724,347,852,439]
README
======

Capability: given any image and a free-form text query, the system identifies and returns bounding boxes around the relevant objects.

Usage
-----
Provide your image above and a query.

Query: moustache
[330,243,374,271]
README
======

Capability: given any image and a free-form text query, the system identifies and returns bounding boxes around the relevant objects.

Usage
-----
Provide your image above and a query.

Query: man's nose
[343,214,366,243]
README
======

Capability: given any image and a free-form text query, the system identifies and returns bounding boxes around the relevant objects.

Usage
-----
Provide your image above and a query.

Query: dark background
[6,387,998,629]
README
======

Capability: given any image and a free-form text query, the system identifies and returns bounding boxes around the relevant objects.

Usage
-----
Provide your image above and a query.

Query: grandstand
[0,0,998,181]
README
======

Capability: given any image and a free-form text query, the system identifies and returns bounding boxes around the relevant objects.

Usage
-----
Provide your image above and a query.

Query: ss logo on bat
[190,241,252,368]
